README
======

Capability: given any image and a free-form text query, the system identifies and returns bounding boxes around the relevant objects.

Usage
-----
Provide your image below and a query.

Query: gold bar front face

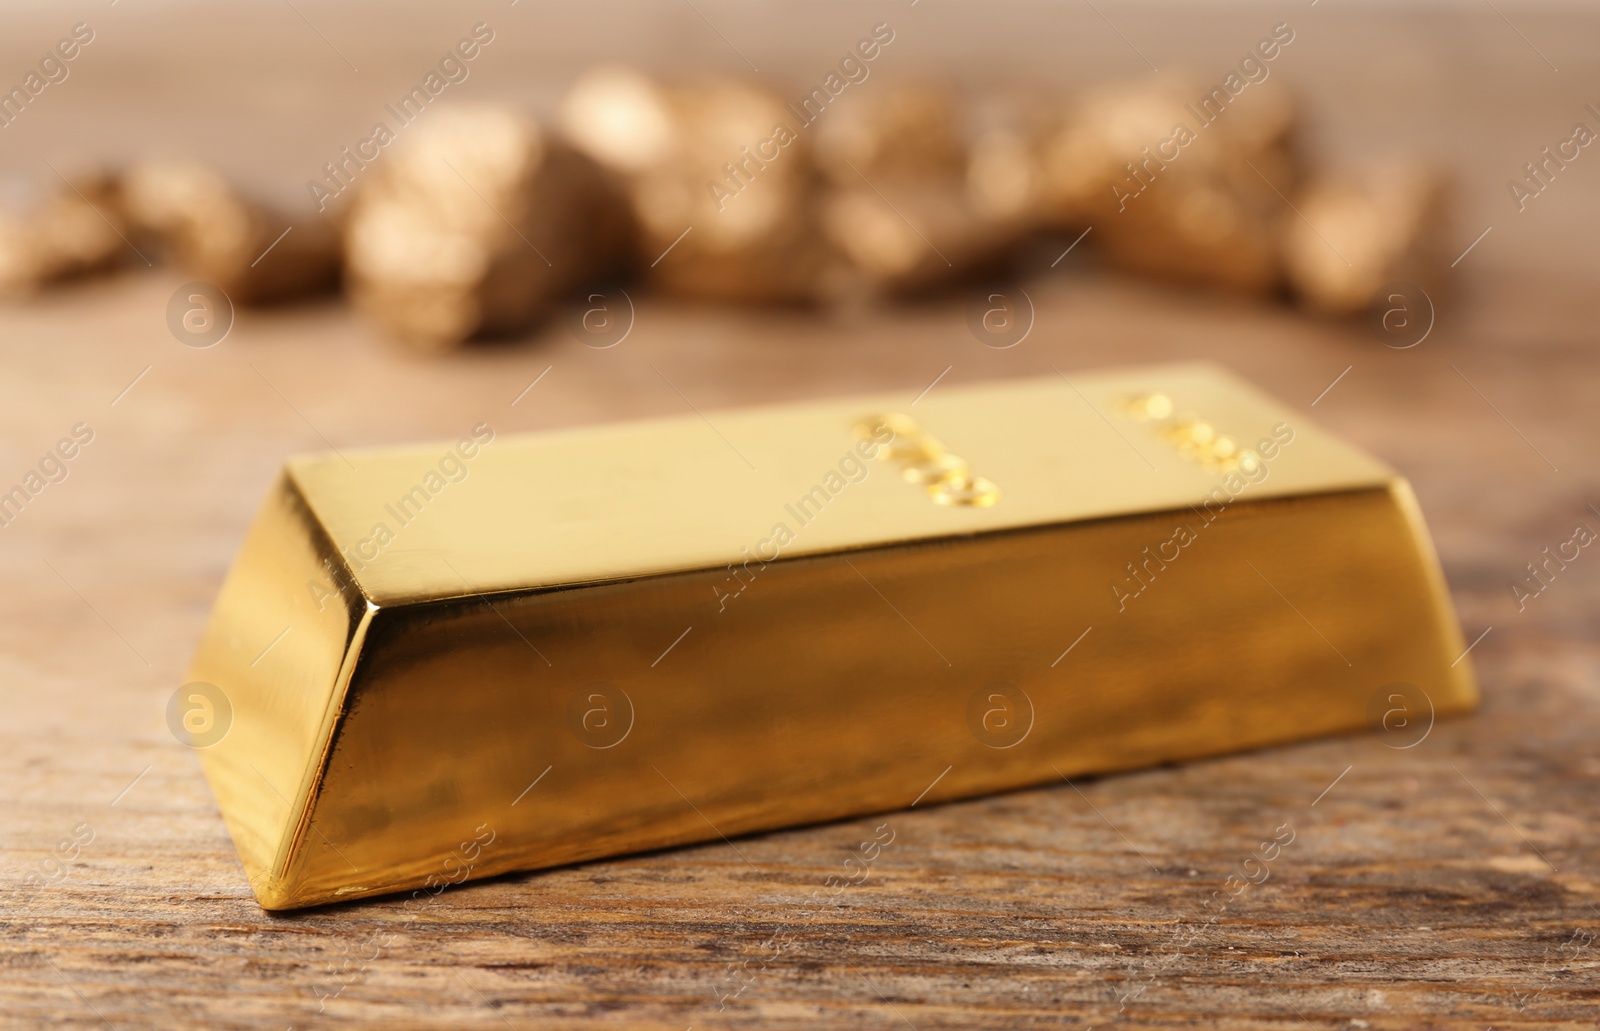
[187,364,1476,909]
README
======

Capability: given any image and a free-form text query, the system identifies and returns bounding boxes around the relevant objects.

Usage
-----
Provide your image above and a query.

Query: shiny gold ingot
[1284,161,1453,315]
[188,364,1476,910]
[121,158,341,305]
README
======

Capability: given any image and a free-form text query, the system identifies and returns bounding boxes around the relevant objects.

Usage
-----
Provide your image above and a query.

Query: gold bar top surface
[291,363,1391,604]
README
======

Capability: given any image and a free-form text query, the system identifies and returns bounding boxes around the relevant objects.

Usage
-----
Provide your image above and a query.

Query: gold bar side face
[187,365,1477,908]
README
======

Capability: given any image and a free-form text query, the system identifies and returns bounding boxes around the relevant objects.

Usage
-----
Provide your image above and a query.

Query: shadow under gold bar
[186,363,1476,909]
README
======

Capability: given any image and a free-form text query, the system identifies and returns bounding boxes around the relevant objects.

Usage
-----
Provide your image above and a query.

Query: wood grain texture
[2,2,1599,1028]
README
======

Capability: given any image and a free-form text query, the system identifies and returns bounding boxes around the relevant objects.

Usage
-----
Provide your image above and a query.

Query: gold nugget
[344,104,634,351]
[1284,161,1452,316]
[561,66,835,304]
[121,158,341,305]
[1037,75,1301,295]
[816,84,1039,296]
[0,172,131,297]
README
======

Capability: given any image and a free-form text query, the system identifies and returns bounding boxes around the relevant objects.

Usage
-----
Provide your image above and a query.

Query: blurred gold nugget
[0,172,130,297]
[815,84,1038,295]
[561,66,836,304]
[822,183,1026,296]
[1038,73,1301,295]
[2,36,1462,330]
[813,82,1047,215]
[345,104,633,351]
[121,158,341,305]
[811,83,968,185]
[964,93,1053,224]
[1284,161,1452,315]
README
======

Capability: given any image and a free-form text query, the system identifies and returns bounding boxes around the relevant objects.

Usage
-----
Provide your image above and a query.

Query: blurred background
[5,0,1599,314]
[4,1,1600,1027]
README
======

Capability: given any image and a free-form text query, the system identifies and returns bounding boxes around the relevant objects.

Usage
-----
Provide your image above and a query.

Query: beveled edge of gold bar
[1386,475,1480,709]
[187,472,374,909]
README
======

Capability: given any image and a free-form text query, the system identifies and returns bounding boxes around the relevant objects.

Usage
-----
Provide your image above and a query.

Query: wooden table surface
[3,2,1599,1028]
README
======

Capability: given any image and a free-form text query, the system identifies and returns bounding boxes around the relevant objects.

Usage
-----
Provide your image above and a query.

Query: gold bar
[186,364,1476,909]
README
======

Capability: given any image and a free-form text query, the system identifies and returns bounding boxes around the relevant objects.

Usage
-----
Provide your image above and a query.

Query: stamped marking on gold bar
[854,412,1001,507]
[1120,392,1265,475]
